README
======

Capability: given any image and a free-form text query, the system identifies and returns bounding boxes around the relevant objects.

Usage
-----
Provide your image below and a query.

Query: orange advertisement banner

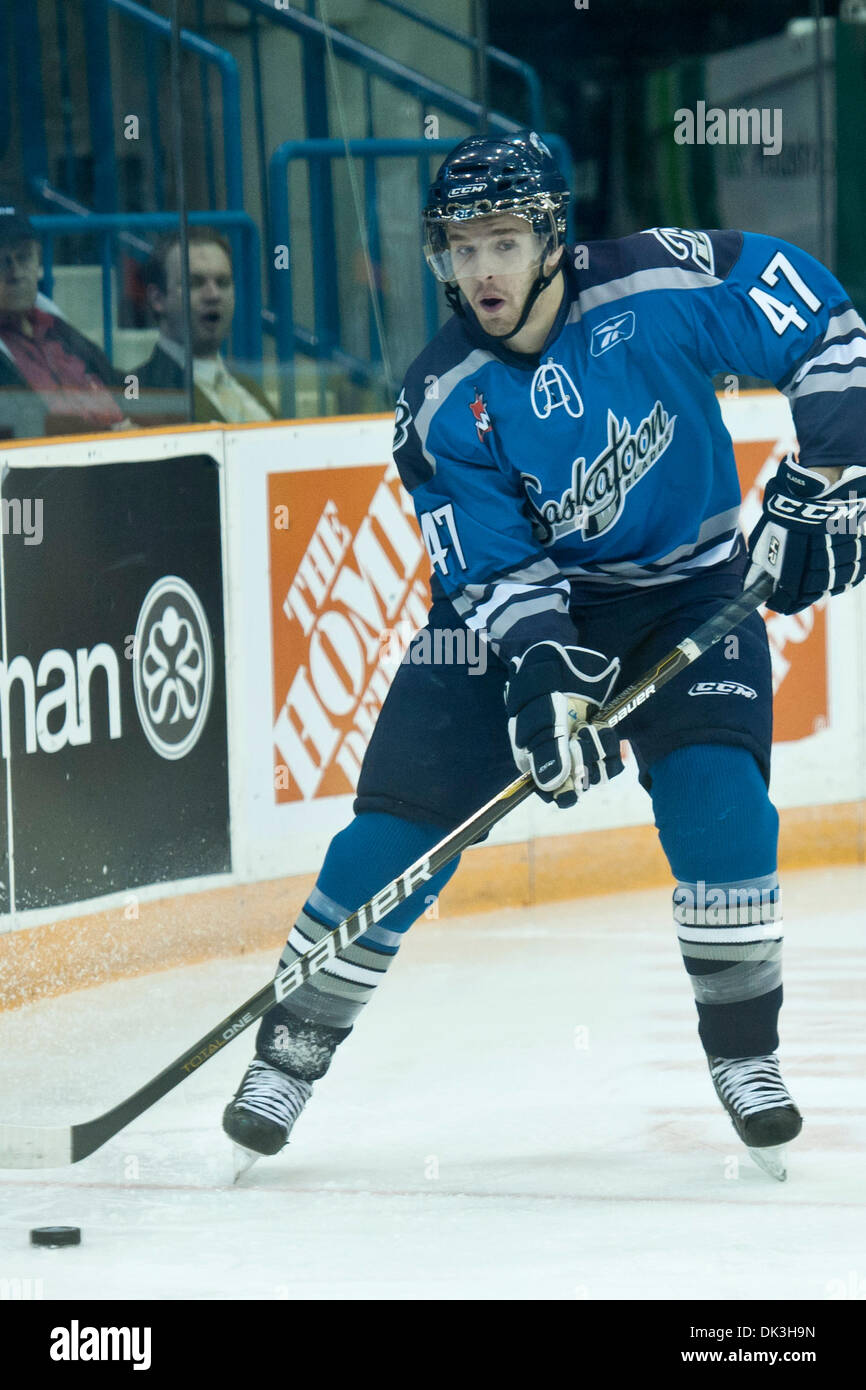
[269,441,828,803]
[269,462,429,803]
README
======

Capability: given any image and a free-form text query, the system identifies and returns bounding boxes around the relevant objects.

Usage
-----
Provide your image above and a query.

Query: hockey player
[224,132,866,1178]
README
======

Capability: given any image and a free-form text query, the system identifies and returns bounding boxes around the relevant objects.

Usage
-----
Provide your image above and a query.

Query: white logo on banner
[133,576,213,760]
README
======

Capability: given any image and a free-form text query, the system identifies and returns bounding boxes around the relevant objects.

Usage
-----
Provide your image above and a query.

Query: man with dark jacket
[0,207,127,440]
[135,229,276,424]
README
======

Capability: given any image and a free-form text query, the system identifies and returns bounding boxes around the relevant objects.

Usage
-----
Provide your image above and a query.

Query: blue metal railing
[19,1,244,218]
[106,0,244,212]
[268,136,576,414]
[0,8,10,163]
[84,1,119,213]
[13,6,51,210]
[52,0,78,201]
[365,0,546,130]
[233,0,522,136]
[33,212,262,365]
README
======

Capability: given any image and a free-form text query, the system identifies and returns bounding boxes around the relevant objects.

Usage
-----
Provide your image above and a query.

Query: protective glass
[424,211,555,284]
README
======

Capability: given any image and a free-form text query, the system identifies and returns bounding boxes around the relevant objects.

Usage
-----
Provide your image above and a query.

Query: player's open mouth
[477,295,506,314]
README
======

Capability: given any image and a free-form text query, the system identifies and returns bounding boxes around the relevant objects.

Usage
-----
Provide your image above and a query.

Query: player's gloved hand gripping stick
[0,574,775,1169]
[504,642,624,805]
[747,457,866,615]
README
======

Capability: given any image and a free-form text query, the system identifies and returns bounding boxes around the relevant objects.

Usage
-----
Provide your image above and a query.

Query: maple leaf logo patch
[469,388,492,442]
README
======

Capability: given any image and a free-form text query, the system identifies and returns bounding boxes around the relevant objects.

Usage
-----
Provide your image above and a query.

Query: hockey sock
[257,812,459,1069]
[650,744,782,1058]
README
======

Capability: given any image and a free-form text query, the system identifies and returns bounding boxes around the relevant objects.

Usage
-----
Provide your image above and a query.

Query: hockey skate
[223,1060,312,1177]
[223,1010,351,1177]
[708,1053,802,1182]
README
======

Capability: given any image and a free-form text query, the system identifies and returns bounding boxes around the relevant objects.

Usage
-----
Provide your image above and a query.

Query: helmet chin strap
[446,255,562,348]
[500,260,560,343]
[447,262,561,347]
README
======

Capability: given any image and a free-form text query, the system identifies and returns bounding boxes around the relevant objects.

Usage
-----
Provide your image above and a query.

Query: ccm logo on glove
[747,457,866,615]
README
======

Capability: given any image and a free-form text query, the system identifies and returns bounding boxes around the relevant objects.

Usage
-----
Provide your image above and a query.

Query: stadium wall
[0,395,863,1007]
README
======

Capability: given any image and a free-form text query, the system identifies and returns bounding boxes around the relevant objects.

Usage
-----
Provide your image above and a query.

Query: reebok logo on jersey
[688,681,757,699]
[530,358,584,420]
[521,399,676,543]
[590,311,636,357]
[469,388,493,441]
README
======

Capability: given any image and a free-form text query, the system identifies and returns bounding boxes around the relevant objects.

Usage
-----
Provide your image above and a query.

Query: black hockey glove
[504,641,623,808]
[747,458,866,615]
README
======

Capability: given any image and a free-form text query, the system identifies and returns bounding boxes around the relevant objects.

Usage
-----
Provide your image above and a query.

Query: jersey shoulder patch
[578,228,743,294]
[638,227,743,280]
[643,227,717,275]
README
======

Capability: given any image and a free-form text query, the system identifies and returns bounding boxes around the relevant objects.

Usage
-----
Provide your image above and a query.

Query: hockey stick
[0,573,774,1168]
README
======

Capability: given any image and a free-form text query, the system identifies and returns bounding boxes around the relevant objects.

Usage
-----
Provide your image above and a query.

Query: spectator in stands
[135,229,276,423]
[0,207,128,439]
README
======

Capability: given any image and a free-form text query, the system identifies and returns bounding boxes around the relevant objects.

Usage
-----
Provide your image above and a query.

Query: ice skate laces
[710,1054,794,1117]
[234,1059,312,1129]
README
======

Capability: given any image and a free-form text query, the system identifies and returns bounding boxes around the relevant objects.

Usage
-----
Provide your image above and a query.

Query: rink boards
[0,395,863,1002]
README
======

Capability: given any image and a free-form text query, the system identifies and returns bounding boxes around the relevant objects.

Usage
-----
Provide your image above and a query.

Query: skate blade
[746,1144,788,1182]
[232,1143,262,1183]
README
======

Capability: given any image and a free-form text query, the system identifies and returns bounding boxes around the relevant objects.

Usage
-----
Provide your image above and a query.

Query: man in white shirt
[135,228,276,423]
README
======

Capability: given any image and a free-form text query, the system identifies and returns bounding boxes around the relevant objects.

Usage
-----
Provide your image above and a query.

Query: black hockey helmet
[423,131,570,337]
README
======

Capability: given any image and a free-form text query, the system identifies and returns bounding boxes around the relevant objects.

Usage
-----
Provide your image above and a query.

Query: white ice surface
[1,866,864,1302]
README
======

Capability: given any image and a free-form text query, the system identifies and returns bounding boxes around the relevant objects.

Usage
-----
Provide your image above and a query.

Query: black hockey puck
[30,1226,81,1247]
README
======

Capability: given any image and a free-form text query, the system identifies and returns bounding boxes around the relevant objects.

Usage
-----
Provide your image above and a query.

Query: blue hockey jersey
[392,226,866,665]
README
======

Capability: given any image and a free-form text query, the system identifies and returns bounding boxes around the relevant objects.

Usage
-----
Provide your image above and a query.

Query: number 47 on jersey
[420,503,467,576]
[749,251,823,336]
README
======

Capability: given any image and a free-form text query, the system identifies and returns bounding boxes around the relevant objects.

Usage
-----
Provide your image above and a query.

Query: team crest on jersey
[520,400,677,543]
[645,227,715,276]
[531,358,584,420]
[393,388,412,451]
[469,388,493,442]
[590,310,636,357]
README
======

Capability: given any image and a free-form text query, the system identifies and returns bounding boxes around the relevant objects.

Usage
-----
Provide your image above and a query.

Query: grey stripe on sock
[688,955,783,1004]
[279,980,371,1029]
[306,884,351,922]
[680,940,783,963]
[284,913,390,981]
[306,886,406,950]
[276,909,399,1029]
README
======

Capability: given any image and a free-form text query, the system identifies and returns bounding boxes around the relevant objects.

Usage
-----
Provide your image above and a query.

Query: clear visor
[424,211,555,284]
